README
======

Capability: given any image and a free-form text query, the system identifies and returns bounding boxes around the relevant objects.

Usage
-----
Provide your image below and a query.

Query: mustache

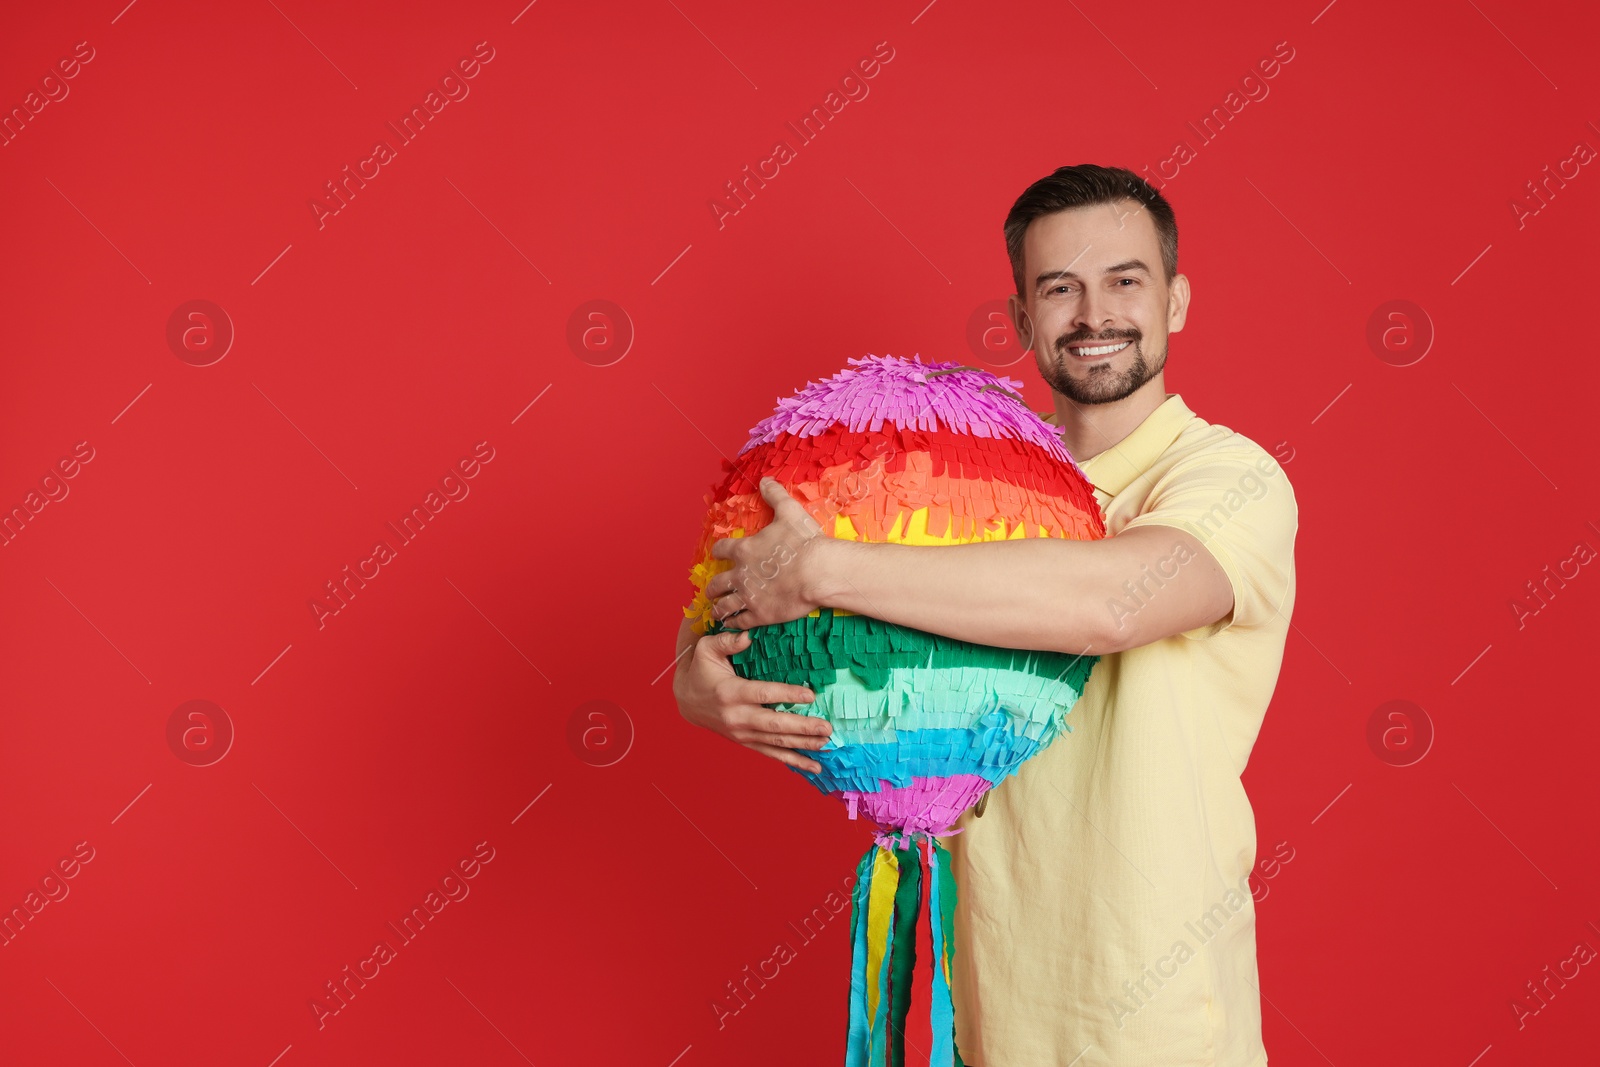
[1057,330,1140,349]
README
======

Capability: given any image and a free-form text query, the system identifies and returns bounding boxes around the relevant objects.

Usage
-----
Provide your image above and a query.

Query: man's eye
[1117,278,1137,286]
[1048,285,1073,296]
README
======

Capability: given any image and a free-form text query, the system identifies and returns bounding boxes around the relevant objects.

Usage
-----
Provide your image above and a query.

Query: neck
[1051,374,1170,462]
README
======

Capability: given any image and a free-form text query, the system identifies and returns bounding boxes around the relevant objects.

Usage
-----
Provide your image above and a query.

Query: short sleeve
[1117,447,1298,639]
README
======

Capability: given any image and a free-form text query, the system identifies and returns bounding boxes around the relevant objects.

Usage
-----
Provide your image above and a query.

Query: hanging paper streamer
[683,355,1105,1065]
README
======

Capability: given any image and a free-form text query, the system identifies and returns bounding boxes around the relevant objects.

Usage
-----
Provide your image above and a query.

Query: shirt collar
[1040,393,1195,498]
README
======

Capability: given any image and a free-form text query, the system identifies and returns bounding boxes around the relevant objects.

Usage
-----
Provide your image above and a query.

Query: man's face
[1009,200,1189,405]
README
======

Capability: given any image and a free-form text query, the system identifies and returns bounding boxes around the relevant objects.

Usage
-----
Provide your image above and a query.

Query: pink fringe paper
[738,354,1089,483]
[842,774,993,837]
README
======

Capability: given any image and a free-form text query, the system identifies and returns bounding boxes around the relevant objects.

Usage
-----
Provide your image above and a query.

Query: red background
[2,1,1597,1064]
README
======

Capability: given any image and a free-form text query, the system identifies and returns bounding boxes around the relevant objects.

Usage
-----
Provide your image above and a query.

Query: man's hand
[673,625,831,774]
[705,477,829,629]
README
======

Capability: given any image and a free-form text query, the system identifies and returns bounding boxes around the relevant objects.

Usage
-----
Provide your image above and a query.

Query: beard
[1037,330,1167,405]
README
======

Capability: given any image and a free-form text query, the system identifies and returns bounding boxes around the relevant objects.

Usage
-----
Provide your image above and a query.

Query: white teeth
[1072,341,1130,357]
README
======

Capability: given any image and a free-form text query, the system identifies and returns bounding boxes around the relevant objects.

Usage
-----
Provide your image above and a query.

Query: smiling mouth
[1066,340,1132,359]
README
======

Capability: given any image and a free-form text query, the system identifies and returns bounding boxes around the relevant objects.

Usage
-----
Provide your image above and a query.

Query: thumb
[759,477,792,508]
[761,477,818,528]
[712,629,752,652]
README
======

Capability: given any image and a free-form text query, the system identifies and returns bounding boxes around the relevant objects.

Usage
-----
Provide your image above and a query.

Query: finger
[746,685,820,711]
[710,536,740,560]
[745,735,832,758]
[743,740,823,775]
[743,730,832,751]
[757,714,830,743]
[707,629,751,654]
[737,709,830,742]
[729,712,824,740]
[707,566,753,601]
[711,591,743,621]
[714,595,754,628]
[760,478,821,533]
[758,478,786,506]
[760,481,804,528]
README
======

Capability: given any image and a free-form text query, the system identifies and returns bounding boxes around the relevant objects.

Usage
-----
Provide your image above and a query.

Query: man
[672,163,1297,1066]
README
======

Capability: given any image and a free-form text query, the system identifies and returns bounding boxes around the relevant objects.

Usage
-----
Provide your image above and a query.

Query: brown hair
[1004,165,1178,295]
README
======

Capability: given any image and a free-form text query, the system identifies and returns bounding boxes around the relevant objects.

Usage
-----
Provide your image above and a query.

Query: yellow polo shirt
[946,392,1298,1066]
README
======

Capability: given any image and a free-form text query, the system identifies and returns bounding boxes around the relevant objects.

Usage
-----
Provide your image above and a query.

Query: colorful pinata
[682,354,1105,1066]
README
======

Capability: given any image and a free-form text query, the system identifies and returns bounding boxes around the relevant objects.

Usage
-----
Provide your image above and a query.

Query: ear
[1008,293,1034,351]
[1167,272,1190,334]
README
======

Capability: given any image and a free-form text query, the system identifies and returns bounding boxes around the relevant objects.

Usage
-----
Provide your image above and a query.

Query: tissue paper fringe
[847,776,993,837]
[848,835,963,1066]
[711,606,1094,697]
[696,424,1102,547]
[740,354,1084,477]
[703,608,1097,802]
[684,355,1092,1067]
[682,424,1105,634]
[719,422,1100,518]
[807,720,1049,794]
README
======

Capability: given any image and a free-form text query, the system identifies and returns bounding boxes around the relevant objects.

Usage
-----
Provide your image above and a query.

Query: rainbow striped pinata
[682,354,1105,1066]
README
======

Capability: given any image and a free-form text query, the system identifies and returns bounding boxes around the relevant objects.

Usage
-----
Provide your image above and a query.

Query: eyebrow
[1034,259,1152,288]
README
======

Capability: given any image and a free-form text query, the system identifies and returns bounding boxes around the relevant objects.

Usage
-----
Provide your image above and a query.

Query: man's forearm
[805,537,1118,655]
[676,615,698,658]
[672,616,698,687]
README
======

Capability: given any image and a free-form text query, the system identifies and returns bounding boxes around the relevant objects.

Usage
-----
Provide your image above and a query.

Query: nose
[1071,288,1115,337]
